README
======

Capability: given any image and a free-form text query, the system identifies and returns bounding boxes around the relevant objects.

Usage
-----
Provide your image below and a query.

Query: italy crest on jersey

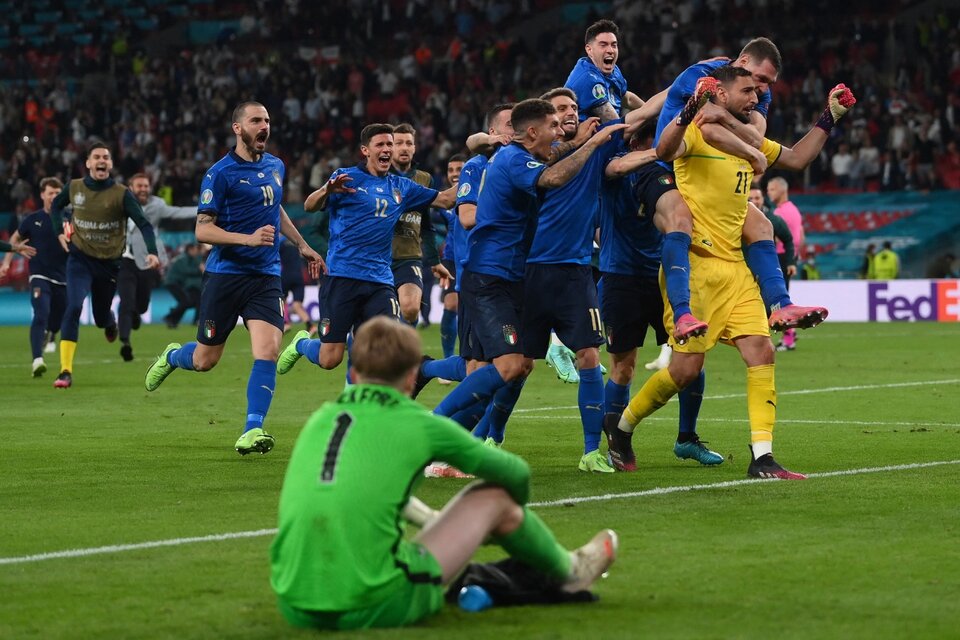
[502,324,518,345]
[393,188,402,205]
[272,170,282,186]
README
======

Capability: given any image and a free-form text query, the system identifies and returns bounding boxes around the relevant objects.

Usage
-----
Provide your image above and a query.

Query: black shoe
[411,355,434,399]
[104,324,118,343]
[602,413,637,471]
[746,447,807,480]
[120,343,134,362]
[132,314,142,330]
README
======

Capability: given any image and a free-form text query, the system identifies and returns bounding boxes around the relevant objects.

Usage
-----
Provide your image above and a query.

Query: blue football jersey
[439,207,456,261]
[199,150,285,276]
[565,57,629,121]
[527,124,624,265]
[325,164,438,285]
[654,59,773,152]
[18,209,67,283]
[599,160,662,278]
[453,154,487,289]
[465,144,547,281]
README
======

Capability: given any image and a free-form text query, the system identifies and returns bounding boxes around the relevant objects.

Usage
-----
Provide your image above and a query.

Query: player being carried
[606,67,856,479]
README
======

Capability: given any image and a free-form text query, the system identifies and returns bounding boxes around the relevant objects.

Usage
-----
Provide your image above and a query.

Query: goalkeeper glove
[815,83,857,133]
[676,77,718,126]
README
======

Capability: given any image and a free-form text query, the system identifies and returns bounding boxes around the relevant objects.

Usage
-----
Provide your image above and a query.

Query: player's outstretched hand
[588,122,629,147]
[328,173,356,194]
[678,77,718,126]
[145,254,161,270]
[57,233,70,253]
[248,224,276,247]
[574,117,601,146]
[693,102,729,126]
[748,148,768,176]
[827,83,856,121]
[15,239,37,259]
[301,244,326,279]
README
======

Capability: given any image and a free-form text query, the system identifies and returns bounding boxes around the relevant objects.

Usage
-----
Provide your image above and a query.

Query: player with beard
[145,101,325,455]
[606,68,856,478]
[277,124,457,378]
[390,123,451,326]
[50,141,160,388]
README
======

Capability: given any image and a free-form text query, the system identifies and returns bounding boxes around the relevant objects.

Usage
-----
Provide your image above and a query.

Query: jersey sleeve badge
[592,83,607,99]
[457,182,471,197]
[200,189,213,205]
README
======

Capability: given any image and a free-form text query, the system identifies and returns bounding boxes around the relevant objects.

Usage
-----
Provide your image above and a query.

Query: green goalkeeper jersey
[270,384,531,612]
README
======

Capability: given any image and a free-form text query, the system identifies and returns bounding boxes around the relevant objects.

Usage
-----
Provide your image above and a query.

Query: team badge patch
[200,189,213,205]
[204,320,216,339]
[272,170,282,186]
[393,188,402,205]
[592,83,607,99]
[658,175,674,186]
[320,318,331,336]
[502,324,518,345]
[526,161,543,169]
[457,182,471,198]
[73,192,85,207]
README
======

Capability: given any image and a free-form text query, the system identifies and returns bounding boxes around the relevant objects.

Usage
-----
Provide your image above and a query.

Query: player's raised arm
[538,122,627,189]
[656,77,717,162]
[604,148,659,179]
[774,84,857,171]
[430,184,457,210]
[304,173,354,212]
[624,88,667,129]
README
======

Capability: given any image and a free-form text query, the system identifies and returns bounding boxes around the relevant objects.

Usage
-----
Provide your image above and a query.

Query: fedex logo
[868,281,960,321]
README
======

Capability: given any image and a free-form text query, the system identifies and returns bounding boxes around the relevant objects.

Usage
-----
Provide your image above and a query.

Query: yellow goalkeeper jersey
[673,125,782,262]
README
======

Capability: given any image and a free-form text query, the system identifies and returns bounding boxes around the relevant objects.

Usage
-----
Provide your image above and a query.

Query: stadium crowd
[0,0,958,223]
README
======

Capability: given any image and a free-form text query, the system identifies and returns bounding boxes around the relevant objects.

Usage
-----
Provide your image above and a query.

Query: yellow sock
[621,368,681,433]
[60,340,77,373]
[746,364,776,450]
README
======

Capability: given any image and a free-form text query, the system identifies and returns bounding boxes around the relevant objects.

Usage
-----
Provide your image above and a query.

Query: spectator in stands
[860,243,877,279]
[831,142,854,188]
[925,253,958,279]
[873,241,900,280]
[937,141,960,190]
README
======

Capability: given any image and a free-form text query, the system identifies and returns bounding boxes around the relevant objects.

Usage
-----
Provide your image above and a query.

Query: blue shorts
[440,258,457,300]
[282,276,305,303]
[197,273,284,346]
[632,162,679,213]
[318,275,400,343]
[460,269,524,362]
[392,259,423,290]
[599,272,668,353]
[522,263,603,359]
[457,293,481,362]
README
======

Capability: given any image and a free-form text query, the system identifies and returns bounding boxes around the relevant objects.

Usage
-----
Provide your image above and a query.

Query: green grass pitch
[2,321,959,639]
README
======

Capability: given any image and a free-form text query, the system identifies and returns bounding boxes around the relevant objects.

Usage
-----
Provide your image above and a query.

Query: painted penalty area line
[2,459,959,567]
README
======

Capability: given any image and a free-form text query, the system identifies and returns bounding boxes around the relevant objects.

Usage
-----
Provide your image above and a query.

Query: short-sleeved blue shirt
[325,164,438,285]
[465,144,547,282]
[199,149,285,276]
[565,57,629,121]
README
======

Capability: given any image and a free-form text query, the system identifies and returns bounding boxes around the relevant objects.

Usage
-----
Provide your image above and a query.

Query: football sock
[661,232,693,319]
[344,332,353,383]
[423,355,467,382]
[296,338,322,366]
[168,342,197,370]
[747,364,776,454]
[745,240,792,310]
[244,359,276,433]
[604,379,630,418]
[433,364,506,417]
[494,507,571,582]
[578,366,604,453]
[440,308,457,358]
[450,399,486,433]
[620,367,682,434]
[677,369,705,440]
[481,378,525,443]
[59,339,76,373]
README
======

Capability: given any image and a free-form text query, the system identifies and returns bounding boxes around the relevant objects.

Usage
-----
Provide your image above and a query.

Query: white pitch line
[512,378,960,413]
[2,459,958,567]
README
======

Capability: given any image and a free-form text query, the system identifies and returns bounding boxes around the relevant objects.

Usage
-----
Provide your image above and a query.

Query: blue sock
[433,364,506,417]
[661,231,693,319]
[678,370,705,439]
[604,379,630,418]
[168,342,197,370]
[244,359,276,433]
[481,379,524,443]
[296,337,322,366]
[440,309,457,358]
[423,356,467,382]
[452,398,487,433]
[345,332,353,383]
[578,366,604,454]
[745,240,792,310]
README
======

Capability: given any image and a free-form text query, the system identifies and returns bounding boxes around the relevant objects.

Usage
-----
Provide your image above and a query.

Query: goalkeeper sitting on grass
[270,316,617,630]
